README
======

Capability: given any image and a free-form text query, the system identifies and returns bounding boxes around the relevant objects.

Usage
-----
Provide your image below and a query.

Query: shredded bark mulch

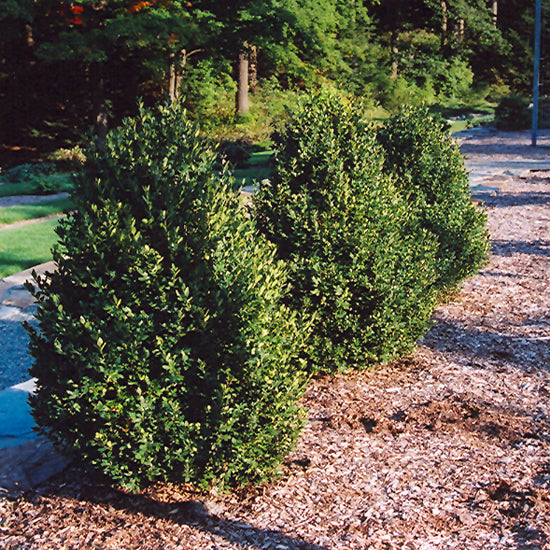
[1,130,549,549]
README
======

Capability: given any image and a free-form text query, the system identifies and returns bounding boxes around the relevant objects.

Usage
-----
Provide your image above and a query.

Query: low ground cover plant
[377,106,490,292]
[26,103,308,492]
[1,163,56,184]
[0,163,74,197]
[253,93,440,373]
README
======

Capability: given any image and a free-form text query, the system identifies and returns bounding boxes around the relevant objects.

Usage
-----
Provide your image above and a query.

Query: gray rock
[0,437,69,498]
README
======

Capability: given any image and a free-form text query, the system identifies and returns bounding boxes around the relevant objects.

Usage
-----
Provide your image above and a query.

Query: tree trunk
[169,50,185,103]
[236,48,249,116]
[90,63,108,146]
[492,0,498,28]
[169,49,202,103]
[390,3,402,80]
[25,24,34,48]
[169,58,178,103]
[440,0,448,49]
[390,31,398,80]
[248,44,258,94]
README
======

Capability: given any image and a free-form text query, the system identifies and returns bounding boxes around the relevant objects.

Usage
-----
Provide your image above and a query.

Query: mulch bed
[1,131,549,550]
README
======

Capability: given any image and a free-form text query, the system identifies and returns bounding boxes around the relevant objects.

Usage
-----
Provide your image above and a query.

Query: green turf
[0,197,73,226]
[449,119,470,133]
[247,150,273,166]
[232,164,272,188]
[230,149,274,188]
[449,115,495,134]
[0,218,61,278]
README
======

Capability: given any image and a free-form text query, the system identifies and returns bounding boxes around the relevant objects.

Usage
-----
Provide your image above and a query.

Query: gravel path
[0,192,69,209]
[0,264,54,392]
[0,306,36,392]
[0,194,68,390]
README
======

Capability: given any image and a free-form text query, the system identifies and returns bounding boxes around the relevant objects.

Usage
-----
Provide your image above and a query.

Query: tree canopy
[0,0,547,158]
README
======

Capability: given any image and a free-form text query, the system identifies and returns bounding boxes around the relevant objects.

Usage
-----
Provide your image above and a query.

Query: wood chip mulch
[1,132,550,550]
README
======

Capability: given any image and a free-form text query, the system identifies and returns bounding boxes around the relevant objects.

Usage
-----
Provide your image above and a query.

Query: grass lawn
[0,197,72,226]
[232,165,272,188]
[247,150,273,166]
[232,150,273,188]
[0,218,61,278]
[449,115,495,134]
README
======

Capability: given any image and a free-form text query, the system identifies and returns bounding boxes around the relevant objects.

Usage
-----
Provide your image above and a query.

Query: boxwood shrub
[377,106,489,292]
[253,93,439,373]
[25,104,308,491]
[495,94,531,130]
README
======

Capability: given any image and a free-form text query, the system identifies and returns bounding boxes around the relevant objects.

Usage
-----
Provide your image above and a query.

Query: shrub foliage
[253,93,439,373]
[378,106,490,292]
[494,94,531,130]
[26,104,307,491]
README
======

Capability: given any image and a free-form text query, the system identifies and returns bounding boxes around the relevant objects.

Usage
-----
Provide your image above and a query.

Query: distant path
[458,127,550,196]
[0,192,69,209]
[0,192,69,230]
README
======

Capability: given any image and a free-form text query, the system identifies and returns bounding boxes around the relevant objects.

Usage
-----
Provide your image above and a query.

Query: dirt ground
[1,129,549,550]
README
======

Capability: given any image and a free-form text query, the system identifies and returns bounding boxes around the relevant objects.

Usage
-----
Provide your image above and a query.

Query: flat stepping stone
[0,437,68,497]
[1,285,36,309]
[0,261,55,306]
[0,380,68,497]
[0,382,37,450]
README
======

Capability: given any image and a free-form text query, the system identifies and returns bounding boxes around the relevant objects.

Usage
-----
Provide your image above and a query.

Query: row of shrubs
[26,95,489,492]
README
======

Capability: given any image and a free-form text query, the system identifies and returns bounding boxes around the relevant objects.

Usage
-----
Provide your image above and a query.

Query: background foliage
[1,0,548,161]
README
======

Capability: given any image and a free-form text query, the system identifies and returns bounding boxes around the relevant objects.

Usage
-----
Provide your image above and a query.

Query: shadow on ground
[423,317,549,373]
[491,239,550,257]
[484,191,550,209]
[24,466,329,550]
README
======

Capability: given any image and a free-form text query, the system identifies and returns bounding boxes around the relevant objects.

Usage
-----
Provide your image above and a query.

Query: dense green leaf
[254,92,440,373]
[377,105,490,292]
[26,102,308,491]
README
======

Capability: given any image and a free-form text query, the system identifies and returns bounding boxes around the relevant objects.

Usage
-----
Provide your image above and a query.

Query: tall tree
[33,0,209,137]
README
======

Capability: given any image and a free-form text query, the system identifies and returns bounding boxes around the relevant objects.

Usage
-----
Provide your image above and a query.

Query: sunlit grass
[0,218,61,278]
[0,197,72,226]
[232,165,272,188]
[232,150,273,189]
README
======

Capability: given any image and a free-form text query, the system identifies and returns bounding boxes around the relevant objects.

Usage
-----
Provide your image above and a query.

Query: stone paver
[0,262,68,497]
[0,437,68,498]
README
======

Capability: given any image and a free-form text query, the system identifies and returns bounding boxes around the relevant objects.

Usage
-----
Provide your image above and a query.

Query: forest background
[0,0,548,165]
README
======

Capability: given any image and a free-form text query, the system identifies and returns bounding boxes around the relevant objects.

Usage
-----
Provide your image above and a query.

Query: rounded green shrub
[25,103,308,492]
[494,94,531,130]
[2,162,56,184]
[377,106,490,292]
[253,93,439,374]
